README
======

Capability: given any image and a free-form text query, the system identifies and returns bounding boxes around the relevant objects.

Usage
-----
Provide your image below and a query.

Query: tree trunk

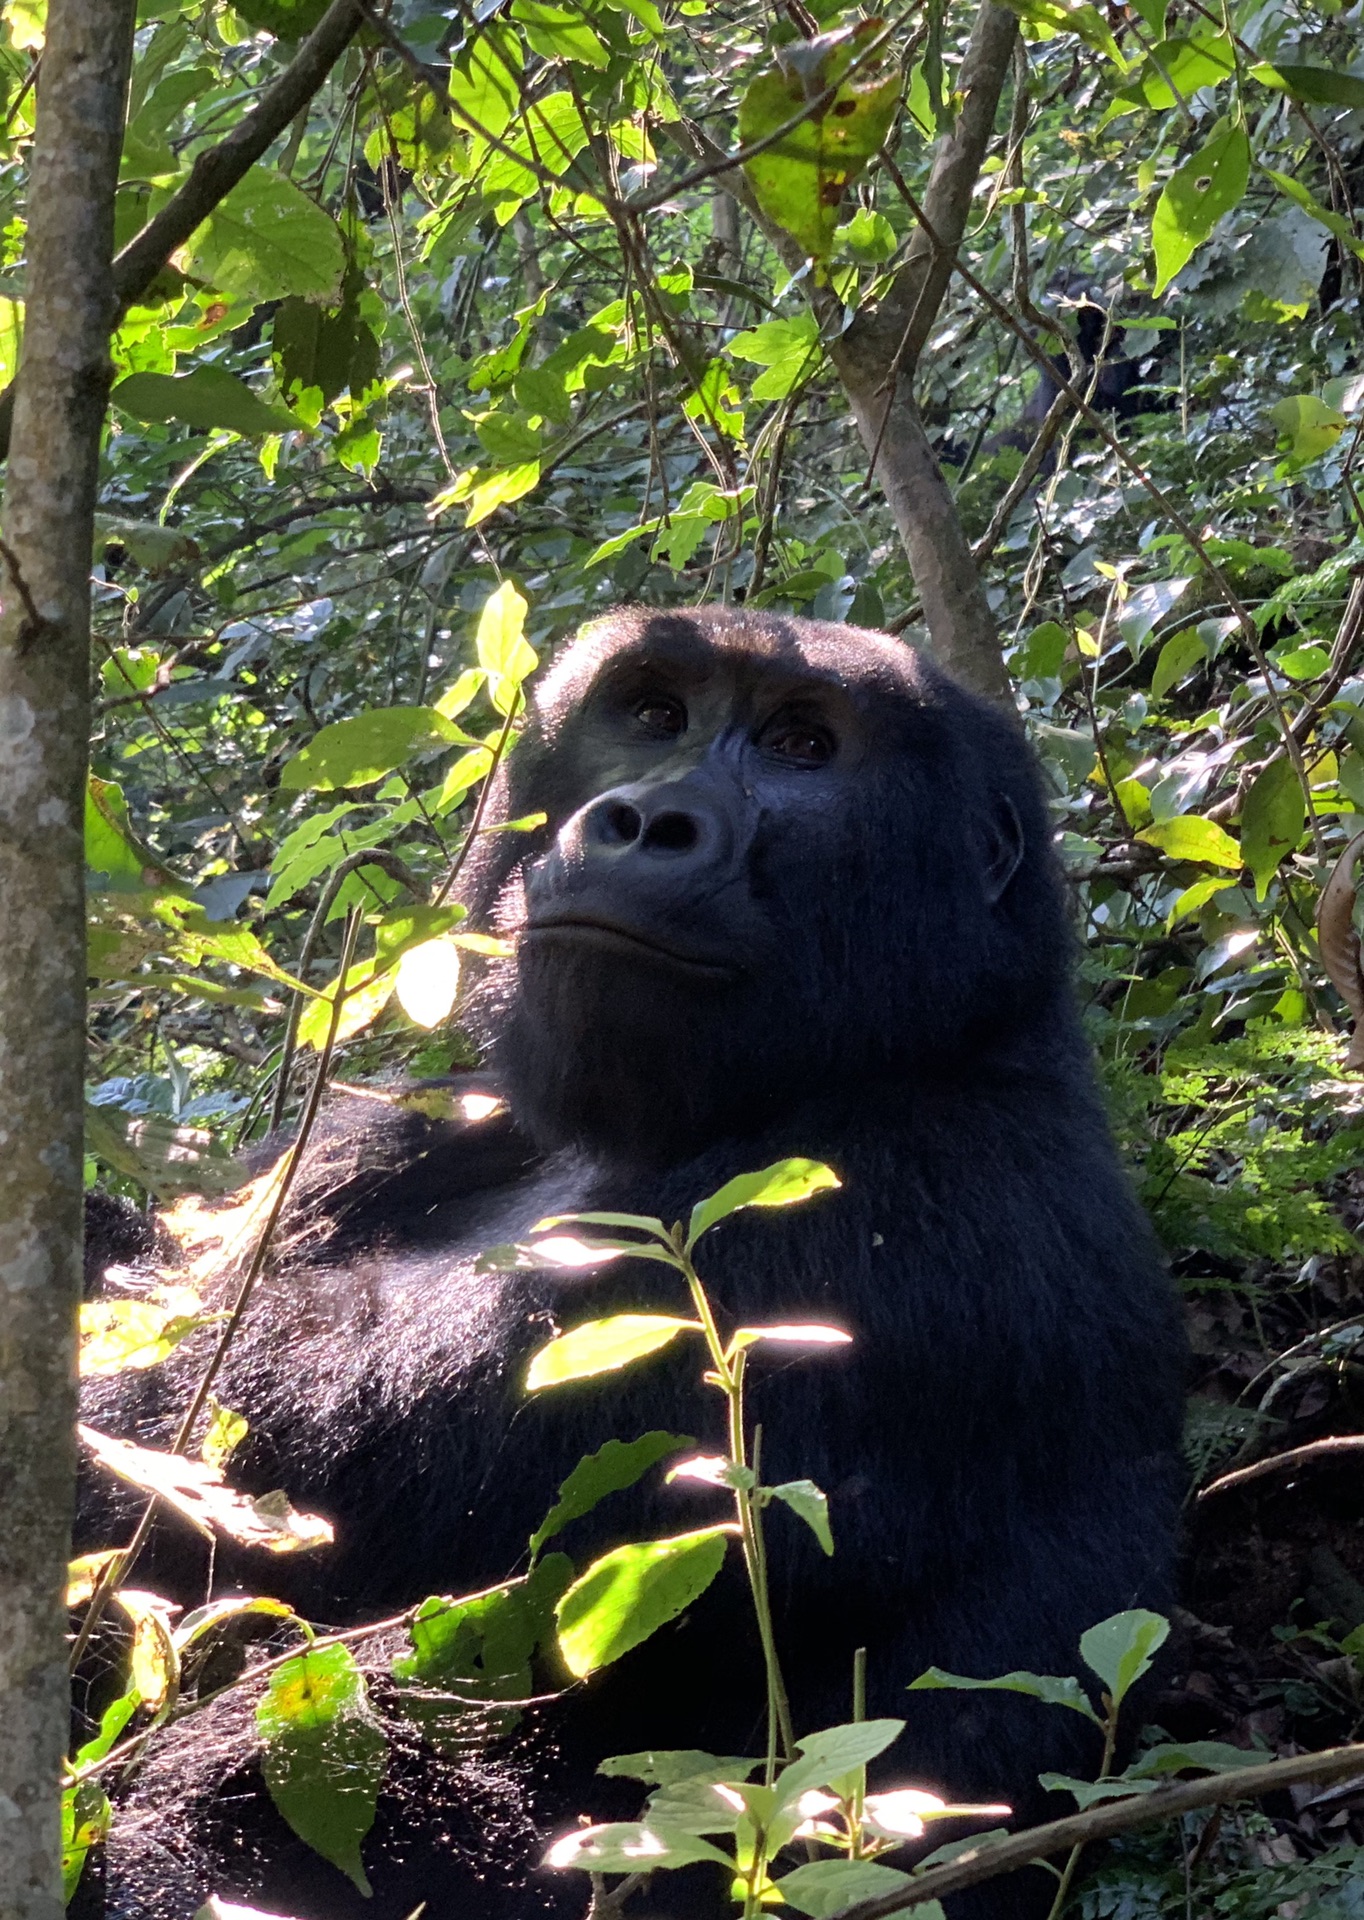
[0,0,135,1910]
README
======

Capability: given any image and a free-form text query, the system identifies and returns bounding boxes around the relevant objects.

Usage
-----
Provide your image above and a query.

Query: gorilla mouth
[524,915,739,980]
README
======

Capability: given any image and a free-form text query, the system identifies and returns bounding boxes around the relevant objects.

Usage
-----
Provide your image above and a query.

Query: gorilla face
[484,607,1068,1167]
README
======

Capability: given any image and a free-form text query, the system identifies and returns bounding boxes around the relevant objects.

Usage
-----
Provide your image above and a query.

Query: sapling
[479,1160,1009,1918]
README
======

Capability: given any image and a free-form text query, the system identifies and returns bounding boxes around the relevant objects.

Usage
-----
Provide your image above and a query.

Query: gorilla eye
[632,695,687,739]
[760,720,836,768]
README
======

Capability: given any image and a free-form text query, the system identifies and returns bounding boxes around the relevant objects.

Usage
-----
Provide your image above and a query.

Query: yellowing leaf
[739,21,901,261]
[475,580,537,713]
[257,1644,386,1894]
[79,1287,216,1376]
[1137,816,1243,869]
[526,1314,700,1390]
[1269,395,1347,466]
[79,1426,334,1553]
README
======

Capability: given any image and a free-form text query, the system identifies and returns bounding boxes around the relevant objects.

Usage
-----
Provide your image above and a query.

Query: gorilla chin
[502,921,783,1166]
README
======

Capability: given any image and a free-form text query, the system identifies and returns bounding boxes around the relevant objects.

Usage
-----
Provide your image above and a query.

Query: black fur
[79,607,1186,1920]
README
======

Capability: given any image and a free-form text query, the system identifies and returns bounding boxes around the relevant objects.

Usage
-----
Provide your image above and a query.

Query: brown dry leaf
[1316,829,1364,1067]
[80,1425,333,1554]
[113,1588,181,1709]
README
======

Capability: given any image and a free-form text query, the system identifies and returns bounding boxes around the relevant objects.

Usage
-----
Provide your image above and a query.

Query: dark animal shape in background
[79,607,1186,1920]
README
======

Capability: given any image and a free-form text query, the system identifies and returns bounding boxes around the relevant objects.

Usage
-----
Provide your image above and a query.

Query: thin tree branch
[835,1744,1364,1919]
[1199,1432,1364,1499]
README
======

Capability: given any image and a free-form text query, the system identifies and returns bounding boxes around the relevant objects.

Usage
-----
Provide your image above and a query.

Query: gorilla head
[467,606,1071,1164]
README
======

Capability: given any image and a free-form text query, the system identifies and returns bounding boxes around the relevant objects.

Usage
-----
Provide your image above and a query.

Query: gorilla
[78,606,1186,1920]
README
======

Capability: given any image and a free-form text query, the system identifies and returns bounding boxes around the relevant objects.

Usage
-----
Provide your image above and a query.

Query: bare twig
[1200,1433,1364,1500]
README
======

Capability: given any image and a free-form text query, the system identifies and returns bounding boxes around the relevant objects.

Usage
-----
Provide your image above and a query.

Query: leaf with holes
[1152,120,1249,294]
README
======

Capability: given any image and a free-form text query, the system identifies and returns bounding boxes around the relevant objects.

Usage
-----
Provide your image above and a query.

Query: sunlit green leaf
[1137,815,1243,870]
[279,707,463,791]
[555,1526,731,1676]
[1078,1609,1170,1705]
[186,170,346,303]
[778,1859,920,1917]
[257,1643,387,1893]
[686,1158,840,1249]
[526,1315,700,1390]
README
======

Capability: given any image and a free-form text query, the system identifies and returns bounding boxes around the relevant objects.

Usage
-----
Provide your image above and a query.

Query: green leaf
[1274,643,1331,680]
[530,1432,693,1558]
[230,0,328,36]
[510,0,609,67]
[80,1287,217,1375]
[450,25,523,139]
[1127,1739,1263,1777]
[1150,625,1208,700]
[1240,759,1306,901]
[555,1527,731,1676]
[256,1643,387,1892]
[775,1720,905,1811]
[598,1749,756,1785]
[86,775,149,885]
[685,1158,840,1249]
[994,0,1122,62]
[1037,1772,1157,1808]
[767,1479,834,1555]
[908,1666,1100,1723]
[1078,1609,1170,1706]
[392,1555,571,1708]
[544,1820,733,1872]
[186,170,345,303]
[526,1314,700,1390]
[1152,120,1250,295]
[112,367,299,437]
[62,1780,112,1903]
[1264,167,1364,260]
[1269,395,1347,466]
[738,22,901,261]
[279,706,462,791]
[1256,63,1364,109]
[1014,619,1071,685]
[728,312,822,401]
[777,1860,920,1917]
[1136,815,1243,869]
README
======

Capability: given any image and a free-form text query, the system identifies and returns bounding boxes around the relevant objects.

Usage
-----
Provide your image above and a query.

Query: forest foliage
[14,0,1364,1905]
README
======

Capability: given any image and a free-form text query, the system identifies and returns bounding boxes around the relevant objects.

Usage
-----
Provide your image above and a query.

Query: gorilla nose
[582,786,724,863]
[599,798,702,855]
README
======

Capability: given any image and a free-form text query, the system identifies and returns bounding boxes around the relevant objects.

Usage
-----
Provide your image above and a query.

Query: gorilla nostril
[641,811,700,854]
[603,801,643,845]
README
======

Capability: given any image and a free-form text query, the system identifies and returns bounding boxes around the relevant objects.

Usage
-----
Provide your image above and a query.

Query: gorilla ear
[982,795,1025,904]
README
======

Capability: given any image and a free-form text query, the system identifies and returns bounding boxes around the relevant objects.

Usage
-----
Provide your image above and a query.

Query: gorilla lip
[524,915,738,979]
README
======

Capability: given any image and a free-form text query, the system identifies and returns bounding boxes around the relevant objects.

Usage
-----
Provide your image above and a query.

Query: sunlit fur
[79,608,1186,1920]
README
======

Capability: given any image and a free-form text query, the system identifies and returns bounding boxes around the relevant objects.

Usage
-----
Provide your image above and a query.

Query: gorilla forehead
[533,603,934,734]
